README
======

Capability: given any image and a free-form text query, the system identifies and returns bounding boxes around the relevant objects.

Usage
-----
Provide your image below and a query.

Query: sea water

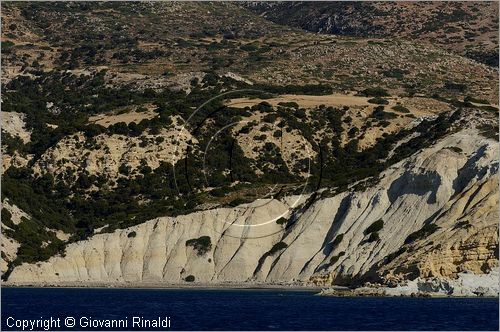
[2,288,498,330]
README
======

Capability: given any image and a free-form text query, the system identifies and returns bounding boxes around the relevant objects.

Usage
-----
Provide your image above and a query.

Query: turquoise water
[2,288,498,330]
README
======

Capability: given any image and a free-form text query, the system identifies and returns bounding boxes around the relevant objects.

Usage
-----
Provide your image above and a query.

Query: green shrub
[186,236,212,255]
[278,102,299,109]
[404,223,439,244]
[385,247,407,263]
[118,164,131,175]
[329,251,345,265]
[331,233,344,247]
[1,41,15,54]
[348,127,359,138]
[185,275,195,282]
[365,219,384,234]
[392,105,410,113]
[453,220,471,230]
[228,198,246,207]
[360,87,390,97]
[444,81,467,92]
[382,69,407,80]
[262,113,278,123]
[478,124,499,140]
[368,97,389,105]
[276,217,287,225]
[240,44,258,52]
[371,107,397,120]
[127,231,136,238]
[1,209,13,227]
[365,232,380,243]
[210,187,230,197]
[269,241,287,255]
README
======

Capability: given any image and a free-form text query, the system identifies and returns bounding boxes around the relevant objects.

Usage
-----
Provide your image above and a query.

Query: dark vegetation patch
[384,247,407,264]
[365,219,384,234]
[359,87,390,97]
[331,233,344,247]
[253,241,288,275]
[268,241,288,255]
[404,223,439,244]
[276,217,287,225]
[185,236,212,256]
[382,68,408,80]
[392,105,410,113]
[477,123,499,140]
[453,220,471,230]
[368,97,389,105]
[444,81,467,93]
[362,232,380,244]
[371,106,397,120]
[329,251,345,265]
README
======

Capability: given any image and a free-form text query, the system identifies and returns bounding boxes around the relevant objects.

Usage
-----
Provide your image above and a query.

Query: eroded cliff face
[6,127,498,286]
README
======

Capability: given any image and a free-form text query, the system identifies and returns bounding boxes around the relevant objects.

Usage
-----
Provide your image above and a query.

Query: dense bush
[371,106,397,120]
[364,232,380,243]
[368,97,389,105]
[184,275,195,282]
[359,87,390,97]
[329,251,345,265]
[276,217,287,225]
[331,233,344,247]
[382,69,408,80]
[186,236,212,255]
[478,123,499,140]
[228,198,247,207]
[365,219,384,234]
[1,40,15,53]
[444,81,467,92]
[392,105,410,113]
[404,223,439,244]
[384,247,407,264]
[269,241,288,255]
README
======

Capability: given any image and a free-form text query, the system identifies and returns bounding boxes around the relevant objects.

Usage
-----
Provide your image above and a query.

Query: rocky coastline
[318,270,499,298]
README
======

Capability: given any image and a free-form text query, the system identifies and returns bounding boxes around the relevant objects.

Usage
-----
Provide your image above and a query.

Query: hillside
[1,2,498,293]
[6,109,499,287]
[243,1,499,66]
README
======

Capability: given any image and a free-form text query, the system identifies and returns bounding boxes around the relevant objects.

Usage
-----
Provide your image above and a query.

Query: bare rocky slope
[6,112,498,287]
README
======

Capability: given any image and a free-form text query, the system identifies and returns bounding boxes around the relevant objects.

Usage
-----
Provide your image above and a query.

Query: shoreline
[2,283,498,298]
[1,281,323,291]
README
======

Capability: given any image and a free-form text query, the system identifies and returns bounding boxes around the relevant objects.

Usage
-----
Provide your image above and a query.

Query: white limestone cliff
[6,127,498,287]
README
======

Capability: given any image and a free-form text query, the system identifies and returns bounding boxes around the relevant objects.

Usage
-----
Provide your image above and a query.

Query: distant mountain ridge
[243,1,499,66]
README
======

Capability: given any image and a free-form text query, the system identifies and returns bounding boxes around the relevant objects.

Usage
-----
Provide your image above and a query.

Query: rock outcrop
[318,270,499,297]
[6,126,498,286]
